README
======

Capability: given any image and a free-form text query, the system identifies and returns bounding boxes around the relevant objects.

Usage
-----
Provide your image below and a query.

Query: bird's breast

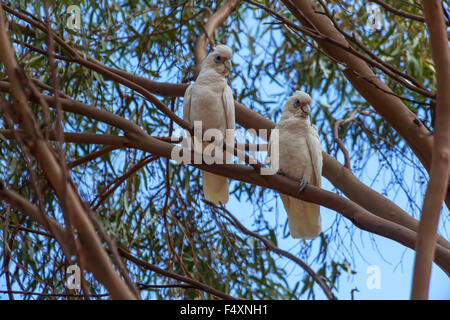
[277,129,313,180]
[189,84,227,134]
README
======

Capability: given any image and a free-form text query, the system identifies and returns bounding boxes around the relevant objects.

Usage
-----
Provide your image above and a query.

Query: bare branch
[411,0,450,300]
[193,0,241,74]
[332,109,360,170]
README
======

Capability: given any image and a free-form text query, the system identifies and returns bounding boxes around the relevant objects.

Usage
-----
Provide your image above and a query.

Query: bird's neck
[278,116,310,132]
[196,69,226,85]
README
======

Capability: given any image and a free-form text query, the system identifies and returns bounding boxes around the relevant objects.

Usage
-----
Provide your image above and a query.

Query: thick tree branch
[315,0,434,98]
[411,0,450,300]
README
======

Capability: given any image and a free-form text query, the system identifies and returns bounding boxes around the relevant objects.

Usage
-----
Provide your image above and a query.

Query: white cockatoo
[269,91,323,239]
[183,45,235,205]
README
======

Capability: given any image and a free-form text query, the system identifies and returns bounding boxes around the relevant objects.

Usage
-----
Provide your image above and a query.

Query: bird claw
[297,178,308,192]
[277,169,287,176]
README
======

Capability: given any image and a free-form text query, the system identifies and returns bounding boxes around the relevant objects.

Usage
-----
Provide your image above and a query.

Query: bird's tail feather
[202,170,229,205]
[280,194,321,239]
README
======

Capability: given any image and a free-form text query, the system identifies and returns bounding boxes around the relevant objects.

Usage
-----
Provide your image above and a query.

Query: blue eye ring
[293,99,300,108]
[214,55,222,63]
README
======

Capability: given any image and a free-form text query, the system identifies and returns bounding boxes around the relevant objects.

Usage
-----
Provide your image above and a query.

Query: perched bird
[269,91,323,239]
[183,45,235,205]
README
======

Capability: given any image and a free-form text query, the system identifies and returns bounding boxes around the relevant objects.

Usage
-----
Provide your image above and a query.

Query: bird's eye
[293,99,300,108]
[214,55,222,63]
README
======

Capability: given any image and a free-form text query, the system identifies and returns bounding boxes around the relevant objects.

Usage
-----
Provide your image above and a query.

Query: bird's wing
[183,85,193,124]
[305,124,323,187]
[268,125,279,168]
[222,85,235,130]
[222,85,236,159]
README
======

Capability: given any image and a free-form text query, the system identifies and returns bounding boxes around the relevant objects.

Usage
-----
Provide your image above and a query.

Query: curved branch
[332,109,361,170]
[411,0,450,300]
[193,0,241,73]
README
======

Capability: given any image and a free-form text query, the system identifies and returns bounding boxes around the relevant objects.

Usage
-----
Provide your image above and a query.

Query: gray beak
[301,104,311,116]
[224,60,232,71]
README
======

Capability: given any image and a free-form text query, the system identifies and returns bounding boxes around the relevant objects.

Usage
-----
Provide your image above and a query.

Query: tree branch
[332,109,360,170]
[411,0,450,300]
[193,0,241,74]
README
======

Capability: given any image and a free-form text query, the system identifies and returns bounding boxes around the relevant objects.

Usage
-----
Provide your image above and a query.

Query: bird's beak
[224,59,232,71]
[301,104,311,116]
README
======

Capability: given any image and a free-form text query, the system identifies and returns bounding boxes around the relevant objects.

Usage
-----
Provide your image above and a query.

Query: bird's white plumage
[183,85,193,122]
[183,45,235,205]
[270,91,323,238]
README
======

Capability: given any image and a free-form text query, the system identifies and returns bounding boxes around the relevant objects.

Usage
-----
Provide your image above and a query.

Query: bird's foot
[277,168,287,176]
[297,178,308,192]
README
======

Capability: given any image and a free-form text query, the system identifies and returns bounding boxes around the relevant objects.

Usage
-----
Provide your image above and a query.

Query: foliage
[0,0,447,299]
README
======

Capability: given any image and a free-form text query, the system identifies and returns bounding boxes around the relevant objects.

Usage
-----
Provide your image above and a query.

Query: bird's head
[282,91,312,121]
[201,44,232,76]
